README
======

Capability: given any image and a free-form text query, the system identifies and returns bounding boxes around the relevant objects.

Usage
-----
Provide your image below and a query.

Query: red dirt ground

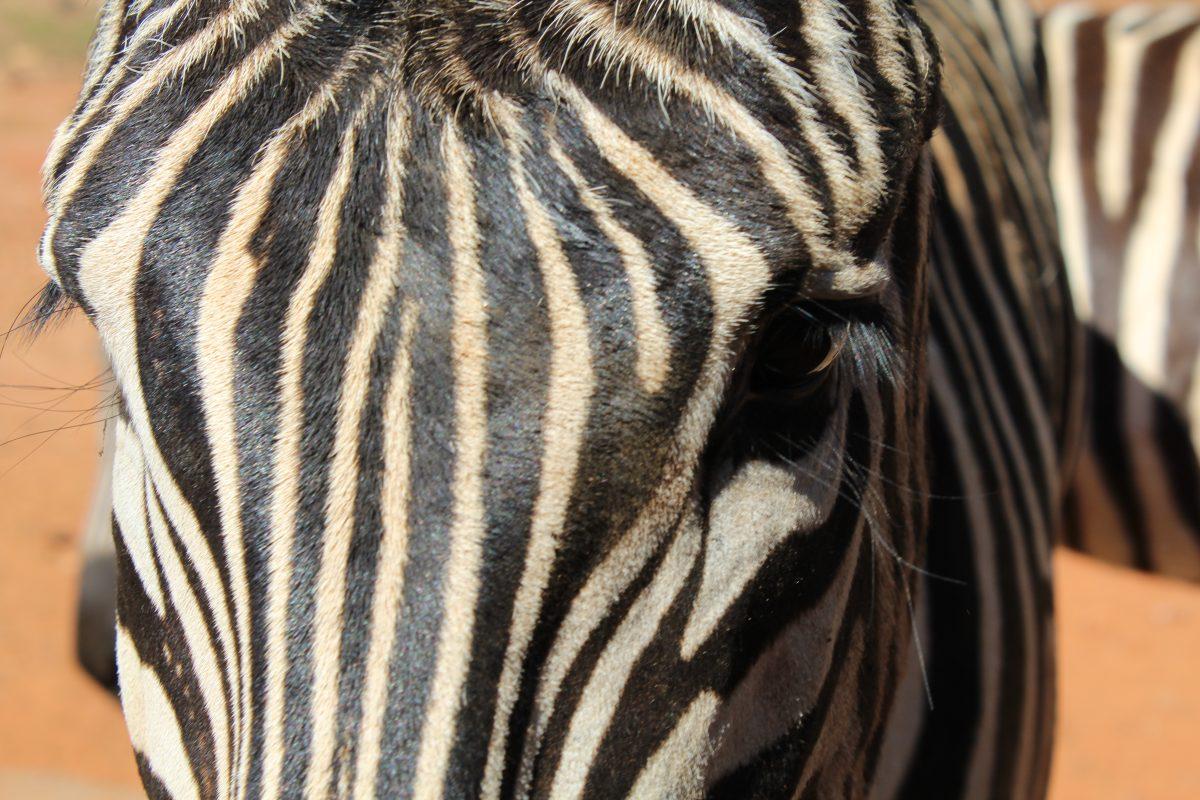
[0,32,1197,800]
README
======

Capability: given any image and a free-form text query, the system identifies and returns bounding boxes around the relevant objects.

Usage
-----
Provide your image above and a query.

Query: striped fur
[1042,2,1200,581]
[40,1,946,798]
[47,0,1200,797]
[878,1,1080,796]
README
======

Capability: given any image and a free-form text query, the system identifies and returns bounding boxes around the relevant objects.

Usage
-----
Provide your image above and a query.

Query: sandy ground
[0,17,1198,800]
[0,75,138,797]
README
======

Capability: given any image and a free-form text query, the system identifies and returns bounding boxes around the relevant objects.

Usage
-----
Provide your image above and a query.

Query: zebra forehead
[39,0,940,303]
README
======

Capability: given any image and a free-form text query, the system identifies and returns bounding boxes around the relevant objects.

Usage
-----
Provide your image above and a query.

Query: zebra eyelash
[747,298,904,400]
[697,298,902,475]
[18,281,78,342]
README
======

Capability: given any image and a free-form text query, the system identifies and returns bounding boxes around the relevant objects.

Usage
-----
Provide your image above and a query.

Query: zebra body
[1043,2,1200,579]
[33,0,1194,797]
[879,1,1080,796]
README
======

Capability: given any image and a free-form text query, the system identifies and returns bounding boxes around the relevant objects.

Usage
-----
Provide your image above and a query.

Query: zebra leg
[1042,2,1200,580]
[77,420,118,689]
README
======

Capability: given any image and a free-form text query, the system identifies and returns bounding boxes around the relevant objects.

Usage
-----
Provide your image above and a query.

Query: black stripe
[442,126,551,797]
[374,105,456,798]
[234,89,359,800]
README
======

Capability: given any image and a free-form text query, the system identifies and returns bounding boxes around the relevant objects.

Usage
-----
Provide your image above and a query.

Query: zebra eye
[744,305,849,406]
[707,301,851,461]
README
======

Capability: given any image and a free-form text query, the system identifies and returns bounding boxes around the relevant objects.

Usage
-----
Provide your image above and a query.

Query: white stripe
[628,692,720,799]
[1117,27,1200,392]
[547,136,671,394]
[480,103,597,799]
[111,418,165,616]
[117,625,201,800]
[254,99,362,800]
[140,476,231,796]
[411,121,492,800]
[347,103,413,800]
[351,302,419,800]
[1094,7,1157,219]
[870,0,925,100]
[706,478,864,781]
[547,512,702,800]
[680,419,844,658]
[802,0,889,231]
[674,0,868,231]
[304,95,395,799]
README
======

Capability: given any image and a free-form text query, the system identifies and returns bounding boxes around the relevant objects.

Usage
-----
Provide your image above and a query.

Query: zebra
[26,1,1193,799]
[1043,2,1200,581]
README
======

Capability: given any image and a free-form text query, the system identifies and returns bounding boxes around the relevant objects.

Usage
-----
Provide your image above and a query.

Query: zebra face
[39,1,939,797]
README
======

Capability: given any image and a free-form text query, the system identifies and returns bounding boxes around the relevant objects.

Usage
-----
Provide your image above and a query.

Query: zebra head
[39,1,940,797]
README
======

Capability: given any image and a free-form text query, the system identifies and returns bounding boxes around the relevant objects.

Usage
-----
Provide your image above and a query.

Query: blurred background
[0,1,1196,798]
